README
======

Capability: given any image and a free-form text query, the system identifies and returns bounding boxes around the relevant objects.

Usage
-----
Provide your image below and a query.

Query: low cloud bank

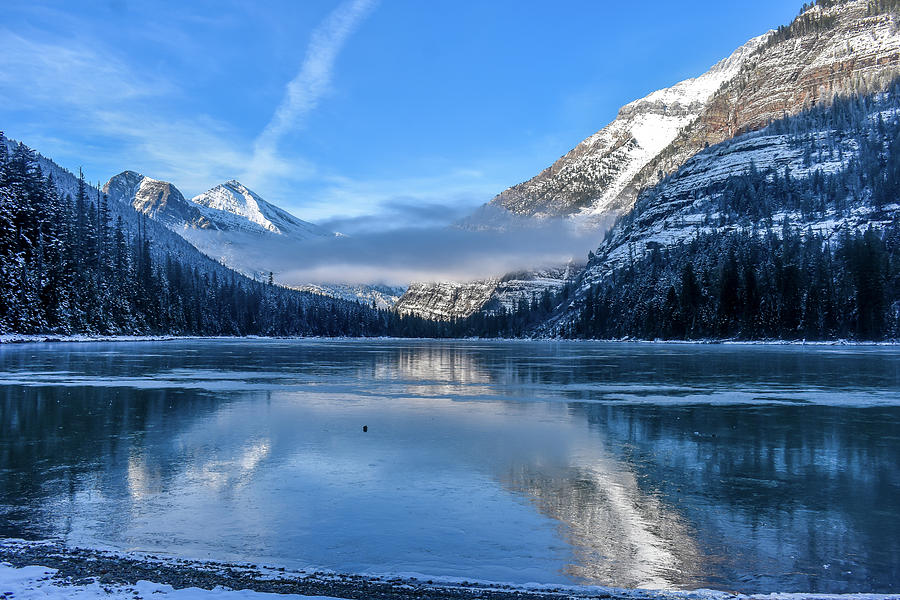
[190,216,611,287]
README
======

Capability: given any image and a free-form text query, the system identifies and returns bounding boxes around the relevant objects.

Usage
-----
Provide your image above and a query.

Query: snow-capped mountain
[471,0,900,227]
[102,170,217,230]
[192,180,333,239]
[103,171,331,278]
[102,171,404,307]
[400,0,900,321]
[468,33,769,225]
[544,81,900,337]
[103,172,332,239]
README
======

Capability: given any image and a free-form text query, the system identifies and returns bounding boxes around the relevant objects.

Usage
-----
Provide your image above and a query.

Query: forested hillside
[0,136,430,337]
[7,76,898,341]
[550,85,900,340]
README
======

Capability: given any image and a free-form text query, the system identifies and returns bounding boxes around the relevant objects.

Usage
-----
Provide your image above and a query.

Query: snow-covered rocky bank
[0,563,343,600]
[0,334,308,344]
[3,333,899,345]
[1,541,897,600]
[0,334,180,344]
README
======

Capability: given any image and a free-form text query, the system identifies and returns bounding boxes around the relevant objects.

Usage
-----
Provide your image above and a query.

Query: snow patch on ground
[0,334,179,344]
[0,563,343,600]
[1,561,897,600]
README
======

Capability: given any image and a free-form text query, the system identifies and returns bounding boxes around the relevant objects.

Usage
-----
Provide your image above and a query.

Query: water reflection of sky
[0,340,898,593]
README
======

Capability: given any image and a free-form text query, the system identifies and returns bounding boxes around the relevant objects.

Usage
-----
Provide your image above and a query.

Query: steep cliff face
[394,266,577,320]
[635,0,900,200]
[473,0,900,227]
[295,283,406,310]
[481,34,769,223]
[396,280,502,320]
[103,171,215,230]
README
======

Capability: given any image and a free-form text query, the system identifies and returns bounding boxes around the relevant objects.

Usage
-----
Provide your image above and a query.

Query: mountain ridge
[540,83,900,339]
[479,32,771,224]
[103,171,332,239]
[191,179,334,239]
[397,0,900,321]
[476,0,900,226]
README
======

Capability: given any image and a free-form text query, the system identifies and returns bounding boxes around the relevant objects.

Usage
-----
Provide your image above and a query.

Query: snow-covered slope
[192,180,332,239]
[471,33,769,225]
[581,132,868,284]
[545,86,900,334]
[632,0,900,210]
[468,0,900,227]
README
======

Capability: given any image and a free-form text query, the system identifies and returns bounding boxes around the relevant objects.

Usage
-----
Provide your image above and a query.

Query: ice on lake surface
[0,339,898,593]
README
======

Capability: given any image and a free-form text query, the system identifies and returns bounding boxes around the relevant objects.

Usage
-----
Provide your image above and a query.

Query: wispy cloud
[246,0,377,183]
[0,0,509,244]
[294,166,502,225]
[318,198,476,234]
[0,0,377,199]
[0,29,171,107]
[0,28,244,192]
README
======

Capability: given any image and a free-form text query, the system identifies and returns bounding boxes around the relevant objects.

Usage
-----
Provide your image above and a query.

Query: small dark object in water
[363,425,368,432]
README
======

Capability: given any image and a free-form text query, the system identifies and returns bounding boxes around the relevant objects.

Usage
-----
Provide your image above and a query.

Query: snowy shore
[0,563,342,600]
[1,333,899,345]
[0,334,181,344]
[0,334,303,344]
[1,540,897,600]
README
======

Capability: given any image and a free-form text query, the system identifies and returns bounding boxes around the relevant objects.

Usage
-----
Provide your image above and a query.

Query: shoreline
[1,333,899,346]
[2,540,897,600]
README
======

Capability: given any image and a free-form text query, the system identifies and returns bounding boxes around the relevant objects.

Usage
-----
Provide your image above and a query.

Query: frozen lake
[0,339,898,593]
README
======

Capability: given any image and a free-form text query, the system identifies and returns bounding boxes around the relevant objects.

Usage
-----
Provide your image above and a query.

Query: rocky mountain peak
[617,32,772,121]
[101,170,143,202]
[191,181,333,240]
[476,32,771,226]
[468,0,900,228]
[103,171,214,230]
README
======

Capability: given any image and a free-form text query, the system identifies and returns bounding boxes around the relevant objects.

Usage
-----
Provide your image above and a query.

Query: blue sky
[0,0,799,230]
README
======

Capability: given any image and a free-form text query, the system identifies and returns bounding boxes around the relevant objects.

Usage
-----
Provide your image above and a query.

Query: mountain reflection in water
[0,340,897,593]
